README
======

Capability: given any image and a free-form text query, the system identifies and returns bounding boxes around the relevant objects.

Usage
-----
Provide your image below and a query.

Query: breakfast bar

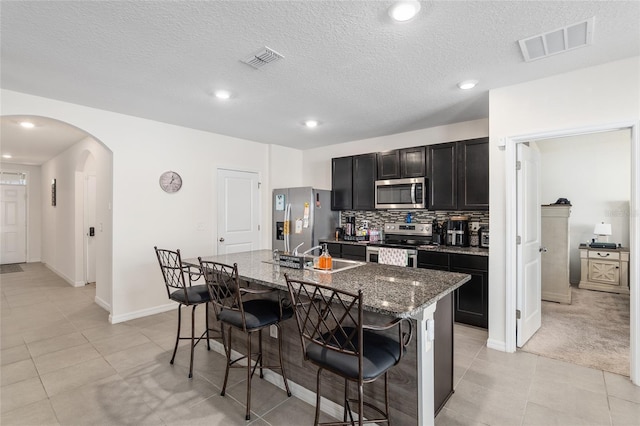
[186,249,470,425]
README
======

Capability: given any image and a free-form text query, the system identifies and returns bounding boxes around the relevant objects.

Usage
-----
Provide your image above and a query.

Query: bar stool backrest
[285,275,363,361]
[154,247,192,304]
[199,260,243,321]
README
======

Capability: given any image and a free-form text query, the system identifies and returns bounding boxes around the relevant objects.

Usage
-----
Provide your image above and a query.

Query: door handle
[219,237,225,242]
[539,247,548,253]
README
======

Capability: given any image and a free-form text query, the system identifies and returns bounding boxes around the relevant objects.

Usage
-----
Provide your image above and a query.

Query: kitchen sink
[305,258,366,274]
[264,257,366,274]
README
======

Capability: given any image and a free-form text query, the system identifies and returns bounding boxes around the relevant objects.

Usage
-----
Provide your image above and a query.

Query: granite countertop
[320,239,489,257]
[186,249,470,319]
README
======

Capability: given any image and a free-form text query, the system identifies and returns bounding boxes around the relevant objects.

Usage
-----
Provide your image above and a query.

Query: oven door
[375,177,427,209]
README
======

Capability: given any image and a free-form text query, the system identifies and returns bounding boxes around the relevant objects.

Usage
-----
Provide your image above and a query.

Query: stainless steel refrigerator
[273,187,337,254]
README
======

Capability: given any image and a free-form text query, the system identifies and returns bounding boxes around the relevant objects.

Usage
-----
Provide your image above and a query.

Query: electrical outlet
[470,222,480,232]
[270,324,278,339]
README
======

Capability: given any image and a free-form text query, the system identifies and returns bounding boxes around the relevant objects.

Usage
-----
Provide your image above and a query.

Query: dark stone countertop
[186,249,470,319]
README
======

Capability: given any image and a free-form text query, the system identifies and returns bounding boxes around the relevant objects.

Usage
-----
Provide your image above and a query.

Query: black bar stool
[154,247,213,378]
[284,274,413,426]
[199,258,292,421]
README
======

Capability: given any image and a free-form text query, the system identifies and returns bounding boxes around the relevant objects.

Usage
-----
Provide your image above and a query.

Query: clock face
[159,171,182,193]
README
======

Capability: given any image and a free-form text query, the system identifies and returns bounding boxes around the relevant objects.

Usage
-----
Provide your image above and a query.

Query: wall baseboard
[109,302,176,324]
[486,338,509,352]
[44,263,84,287]
[94,295,111,313]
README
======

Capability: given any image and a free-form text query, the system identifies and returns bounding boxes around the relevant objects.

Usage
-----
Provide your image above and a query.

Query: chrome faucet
[301,245,323,256]
[292,242,304,256]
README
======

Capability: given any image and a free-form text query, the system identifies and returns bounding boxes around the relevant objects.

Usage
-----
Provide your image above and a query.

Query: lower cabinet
[322,242,366,261]
[419,251,489,329]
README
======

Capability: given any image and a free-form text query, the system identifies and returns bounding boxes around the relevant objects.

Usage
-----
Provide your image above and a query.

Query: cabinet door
[588,260,620,285]
[451,268,488,329]
[417,250,449,270]
[400,146,426,178]
[377,150,400,180]
[428,142,457,210]
[458,138,489,210]
[352,153,377,210]
[433,292,454,415]
[341,244,366,261]
[325,242,342,258]
[331,156,353,210]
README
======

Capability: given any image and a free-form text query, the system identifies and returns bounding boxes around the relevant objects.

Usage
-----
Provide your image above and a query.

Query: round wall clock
[159,171,182,193]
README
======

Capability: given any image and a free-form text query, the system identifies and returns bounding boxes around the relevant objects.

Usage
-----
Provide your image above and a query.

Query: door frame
[504,120,639,384]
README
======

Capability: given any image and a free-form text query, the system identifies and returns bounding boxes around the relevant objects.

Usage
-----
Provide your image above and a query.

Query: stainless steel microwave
[375,177,428,209]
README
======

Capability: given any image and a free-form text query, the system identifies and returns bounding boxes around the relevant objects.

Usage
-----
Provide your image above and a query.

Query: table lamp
[593,222,612,242]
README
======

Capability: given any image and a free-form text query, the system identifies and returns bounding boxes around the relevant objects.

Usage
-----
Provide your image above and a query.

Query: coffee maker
[343,216,356,237]
[446,216,470,247]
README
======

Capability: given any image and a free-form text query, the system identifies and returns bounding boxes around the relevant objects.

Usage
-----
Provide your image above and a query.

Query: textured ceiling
[1,1,639,162]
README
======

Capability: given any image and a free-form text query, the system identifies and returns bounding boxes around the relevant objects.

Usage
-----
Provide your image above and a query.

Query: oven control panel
[384,223,432,236]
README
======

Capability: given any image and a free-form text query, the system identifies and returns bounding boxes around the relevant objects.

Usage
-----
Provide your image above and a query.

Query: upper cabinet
[331,138,487,211]
[428,142,458,210]
[377,147,426,180]
[400,146,426,178]
[331,153,377,211]
[331,156,353,210]
[457,138,489,210]
[428,138,488,211]
[377,150,400,180]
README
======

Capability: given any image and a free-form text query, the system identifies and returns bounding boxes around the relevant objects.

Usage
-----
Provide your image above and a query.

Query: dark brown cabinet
[377,150,400,180]
[428,138,488,211]
[331,154,377,211]
[450,254,489,329]
[320,242,367,261]
[418,250,489,329]
[400,146,426,178]
[457,138,489,210]
[433,292,454,415]
[331,156,353,210]
[377,147,426,180]
[428,142,457,210]
[352,153,377,210]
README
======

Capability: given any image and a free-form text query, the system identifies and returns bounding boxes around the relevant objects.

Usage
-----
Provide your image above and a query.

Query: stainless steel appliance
[375,177,428,209]
[479,226,489,248]
[446,216,469,247]
[273,187,338,254]
[365,222,433,268]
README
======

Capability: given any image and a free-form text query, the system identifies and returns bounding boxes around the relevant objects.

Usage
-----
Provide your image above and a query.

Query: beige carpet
[521,285,630,377]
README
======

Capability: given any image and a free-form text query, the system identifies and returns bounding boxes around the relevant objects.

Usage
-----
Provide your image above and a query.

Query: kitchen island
[186,249,470,425]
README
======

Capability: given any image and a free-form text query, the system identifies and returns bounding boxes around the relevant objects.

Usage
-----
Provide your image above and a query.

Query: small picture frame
[51,179,56,206]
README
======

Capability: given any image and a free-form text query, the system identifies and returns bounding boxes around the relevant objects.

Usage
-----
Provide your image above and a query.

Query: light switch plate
[470,222,480,232]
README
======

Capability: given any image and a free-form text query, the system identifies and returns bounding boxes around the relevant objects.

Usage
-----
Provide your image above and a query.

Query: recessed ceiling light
[20,121,35,128]
[457,80,478,90]
[214,90,231,100]
[388,1,421,22]
[304,120,319,128]
[2,154,12,159]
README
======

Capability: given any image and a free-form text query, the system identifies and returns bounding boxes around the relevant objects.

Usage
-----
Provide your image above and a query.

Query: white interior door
[84,175,97,283]
[0,184,27,264]
[216,169,260,254]
[516,142,543,347]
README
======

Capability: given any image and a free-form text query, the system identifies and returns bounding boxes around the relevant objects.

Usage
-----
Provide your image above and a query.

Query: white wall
[1,89,303,323]
[40,136,112,297]
[489,57,640,352]
[536,130,631,283]
[302,119,489,189]
[0,163,42,261]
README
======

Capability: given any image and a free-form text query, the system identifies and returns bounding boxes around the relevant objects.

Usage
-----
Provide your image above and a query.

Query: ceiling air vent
[241,46,284,69]
[519,17,594,62]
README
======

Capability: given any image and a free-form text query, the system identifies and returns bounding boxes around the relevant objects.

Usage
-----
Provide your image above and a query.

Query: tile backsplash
[340,210,489,230]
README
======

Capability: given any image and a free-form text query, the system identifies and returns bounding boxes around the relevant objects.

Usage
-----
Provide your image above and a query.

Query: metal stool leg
[189,305,196,378]
[170,304,182,365]
[221,325,231,396]
[276,323,292,397]
[205,302,211,351]
[314,368,322,426]
[246,331,252,420]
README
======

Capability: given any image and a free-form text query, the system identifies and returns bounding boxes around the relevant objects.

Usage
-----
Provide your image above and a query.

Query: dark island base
[208,287,454,425]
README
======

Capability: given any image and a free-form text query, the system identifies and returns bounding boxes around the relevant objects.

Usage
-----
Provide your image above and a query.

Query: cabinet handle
[597,252,610,257]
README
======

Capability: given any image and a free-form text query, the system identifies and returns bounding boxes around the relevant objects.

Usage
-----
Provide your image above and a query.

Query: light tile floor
[1,263,639,425]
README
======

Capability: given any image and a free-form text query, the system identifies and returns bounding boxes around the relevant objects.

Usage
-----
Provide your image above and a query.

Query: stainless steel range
[366,223,433,268]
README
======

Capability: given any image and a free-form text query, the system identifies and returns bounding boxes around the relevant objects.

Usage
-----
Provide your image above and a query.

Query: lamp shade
[593,223,612,236]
